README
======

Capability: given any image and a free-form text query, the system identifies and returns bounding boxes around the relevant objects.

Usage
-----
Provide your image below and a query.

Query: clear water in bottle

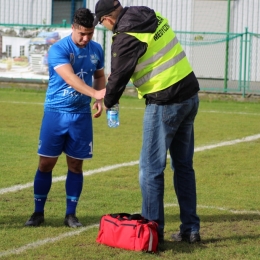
[107,103,119,128]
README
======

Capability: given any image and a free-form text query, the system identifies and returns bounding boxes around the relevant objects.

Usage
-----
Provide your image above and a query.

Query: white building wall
[0,0,52,25]
[232,0,260,34]
[232,0,260,81]
[2,36,30,57]
[191,0,228,79]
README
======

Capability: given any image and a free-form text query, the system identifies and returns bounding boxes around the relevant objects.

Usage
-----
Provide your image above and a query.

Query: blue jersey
[44,35,104,113]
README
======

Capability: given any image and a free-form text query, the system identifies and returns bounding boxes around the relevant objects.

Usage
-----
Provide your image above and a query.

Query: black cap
[93,0,121,26]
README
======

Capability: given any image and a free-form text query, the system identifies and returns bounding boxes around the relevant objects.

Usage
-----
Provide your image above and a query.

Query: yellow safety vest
[125,13,193,99]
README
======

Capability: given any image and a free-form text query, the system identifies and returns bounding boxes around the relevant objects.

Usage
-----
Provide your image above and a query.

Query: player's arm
[92,68,106,118]
[55,63,105,100]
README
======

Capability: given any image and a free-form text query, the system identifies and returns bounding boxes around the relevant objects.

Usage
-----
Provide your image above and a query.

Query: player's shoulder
[53,35,70,47]
[49,36,70,53]
[89,40,102,50]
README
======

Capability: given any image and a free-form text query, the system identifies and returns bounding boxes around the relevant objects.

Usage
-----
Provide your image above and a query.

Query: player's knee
[67,158,83,173]
[38,156,57,172]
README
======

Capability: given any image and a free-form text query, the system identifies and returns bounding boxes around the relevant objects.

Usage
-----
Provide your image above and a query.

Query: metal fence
[0,0,260,96]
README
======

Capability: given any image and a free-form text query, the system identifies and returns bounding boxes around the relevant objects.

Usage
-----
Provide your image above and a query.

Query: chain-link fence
[0,0,259,96]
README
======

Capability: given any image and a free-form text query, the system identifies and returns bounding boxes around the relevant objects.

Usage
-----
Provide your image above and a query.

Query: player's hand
[94,88,106,100]
[92,99,103,118]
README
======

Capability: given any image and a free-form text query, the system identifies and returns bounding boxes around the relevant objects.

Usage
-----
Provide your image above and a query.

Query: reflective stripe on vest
[134,49,186,87]
[134,36,179,73]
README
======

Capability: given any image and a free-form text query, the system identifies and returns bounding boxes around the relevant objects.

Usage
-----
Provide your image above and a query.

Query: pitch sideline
[1,133,260,195]
[0,203,260,258]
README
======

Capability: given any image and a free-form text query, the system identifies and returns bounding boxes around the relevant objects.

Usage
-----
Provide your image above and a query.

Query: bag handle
[110,213,145,221]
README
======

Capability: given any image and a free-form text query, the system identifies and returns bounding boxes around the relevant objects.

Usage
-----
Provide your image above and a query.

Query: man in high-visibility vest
[94,0,201,244]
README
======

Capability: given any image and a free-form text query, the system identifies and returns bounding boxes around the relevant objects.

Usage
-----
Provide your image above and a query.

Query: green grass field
[0,88,260,260]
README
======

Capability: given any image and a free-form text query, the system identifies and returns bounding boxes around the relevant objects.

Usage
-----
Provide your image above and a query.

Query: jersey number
[89,142,93,155]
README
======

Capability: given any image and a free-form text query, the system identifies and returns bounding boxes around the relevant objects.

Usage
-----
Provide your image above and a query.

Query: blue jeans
[139,93,200,237]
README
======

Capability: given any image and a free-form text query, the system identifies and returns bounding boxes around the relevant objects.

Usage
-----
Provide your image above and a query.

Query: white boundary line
[1,133,260,195]
[198,110,260,116]
[0,134,260,257]
[0,224,99,258]
[0,101,44,105]
[1,204,260,258]
[1,100,260,116]
[165,203,260,215]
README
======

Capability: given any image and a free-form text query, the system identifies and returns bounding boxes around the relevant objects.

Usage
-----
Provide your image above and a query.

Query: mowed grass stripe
[1,99,260,116]
[1,133,260,195]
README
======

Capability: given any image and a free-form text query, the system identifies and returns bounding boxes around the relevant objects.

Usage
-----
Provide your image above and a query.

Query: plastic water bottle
[107,103,119,128]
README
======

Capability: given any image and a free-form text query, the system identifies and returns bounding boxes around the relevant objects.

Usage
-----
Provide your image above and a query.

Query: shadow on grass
[157,231,260,255]
[1,211,259,228]
[165,212,260,226]
[159,212,260,253]
[199,213,260,222]
[0,214,102,228]
[157,240,206,254]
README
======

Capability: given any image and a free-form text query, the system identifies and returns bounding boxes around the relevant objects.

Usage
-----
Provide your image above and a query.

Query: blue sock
[65,170,83,215]
[34,169,52,213]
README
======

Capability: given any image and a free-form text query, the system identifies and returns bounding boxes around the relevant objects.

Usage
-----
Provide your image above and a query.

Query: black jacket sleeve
[104,33,147,108]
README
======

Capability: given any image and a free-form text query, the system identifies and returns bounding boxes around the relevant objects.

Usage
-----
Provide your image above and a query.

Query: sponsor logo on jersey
[78,55,87,58]
[63,69,87,97]
[38,140,42,150]
[90,53,98,65]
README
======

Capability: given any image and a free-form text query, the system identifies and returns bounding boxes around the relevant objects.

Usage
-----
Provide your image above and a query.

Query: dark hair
[73,8,94,28]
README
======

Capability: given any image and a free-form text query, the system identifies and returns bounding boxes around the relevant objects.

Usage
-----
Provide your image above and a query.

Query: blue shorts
[38,111,93,159]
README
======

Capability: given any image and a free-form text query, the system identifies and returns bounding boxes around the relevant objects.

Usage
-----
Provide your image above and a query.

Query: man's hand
[92,99,103,118]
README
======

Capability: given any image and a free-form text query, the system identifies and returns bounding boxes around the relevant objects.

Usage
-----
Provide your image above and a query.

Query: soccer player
[25,8,106,227]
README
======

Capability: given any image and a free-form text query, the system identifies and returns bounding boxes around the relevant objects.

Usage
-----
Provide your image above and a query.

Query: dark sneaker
[64,214,83,228]
[25,212,44,227]
[171,232,201,243]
